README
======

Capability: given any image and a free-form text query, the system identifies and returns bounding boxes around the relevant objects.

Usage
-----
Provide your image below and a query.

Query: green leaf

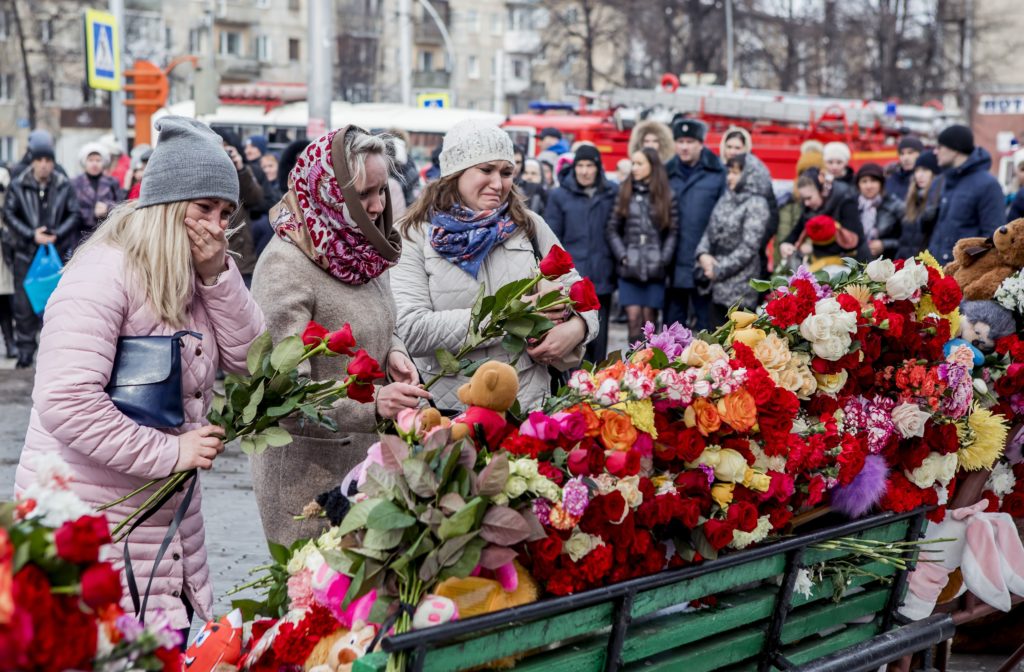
[459,358,488,377]
[535,289,564,310]
[749,278,772,293]
[319,549,354,575]
[241,381,265,424]
[475,453,509,498]
[267,540,291,565]
[504,317,535,338]
[418,548,442,584]
[501,333,526,355]
[403,458,440,498]
[647,348,669,370]
[270,335,306,373]
[438,492,466,515]
[261,427,293,447]
[434,348,462,375]
[229,598,265,623]
[247,331,274,376]
[379,435,410,472]
[527,315,556,337]
[366,500,417,530]
[363,463,399,499]
[436,531,479,568]
[362,527,405,550]
[469,283,488,332]
[266,397,300,418]
[692,528,719,561]
[239,437,256,455]
[480,505,531,546]
[437,497,486,540]
[339,497,383,535]
[440,537,486,580]
[341,561,367,609]
[211,394,226,415]
[479,544,518,570]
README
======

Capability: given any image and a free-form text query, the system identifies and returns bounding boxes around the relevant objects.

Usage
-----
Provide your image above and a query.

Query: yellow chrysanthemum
[917,295,961,335]
[917,249,942,271]
[957,405,1009,471]
[624,399,658,438]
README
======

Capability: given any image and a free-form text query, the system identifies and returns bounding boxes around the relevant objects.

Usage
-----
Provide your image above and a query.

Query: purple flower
[532,498,552,526]
[634,321,693,360]
[699,464,715,485]
[562,477,590,518]
[115,614,144,641]
[791,265,833,299]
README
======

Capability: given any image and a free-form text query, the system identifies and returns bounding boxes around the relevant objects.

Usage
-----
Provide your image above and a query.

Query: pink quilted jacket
[15,244,265,628]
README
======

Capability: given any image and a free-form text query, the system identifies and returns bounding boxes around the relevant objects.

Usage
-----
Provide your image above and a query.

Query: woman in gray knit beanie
[18,115,266,633]
[392,119,598,412]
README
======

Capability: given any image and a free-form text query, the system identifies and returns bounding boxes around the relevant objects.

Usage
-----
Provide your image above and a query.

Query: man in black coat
[1,139,79,368]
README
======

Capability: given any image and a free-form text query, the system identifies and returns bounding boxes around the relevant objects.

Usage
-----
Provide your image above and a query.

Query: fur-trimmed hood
[628,120,674,163]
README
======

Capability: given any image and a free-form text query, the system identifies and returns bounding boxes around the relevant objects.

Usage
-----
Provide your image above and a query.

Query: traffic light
[124,60,168,145]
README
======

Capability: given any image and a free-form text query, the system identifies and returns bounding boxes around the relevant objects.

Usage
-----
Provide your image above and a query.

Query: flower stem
[96,478,163,512]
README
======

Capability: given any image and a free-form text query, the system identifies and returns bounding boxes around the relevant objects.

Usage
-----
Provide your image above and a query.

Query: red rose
[929,275,963,315]
[703,519,737,551]
[81,562,122,609]
[346,349,385,383]
[528,535,563,565]
[346,381,375,404]
[301,320,329,346]
[805,215,837,243]
[605,450,641,477]
[995,335,1024,362]
[538,244,575,277]
[54,515,111,564]
[326,324,357,356]
[1002,492,1024,518]
[675,426,706,463]
[569,278,601,312]
[767,504,793,530]
[537,461,565,486]
[925,422,959,456]
[676,498,702,528]
[727,501,759,533]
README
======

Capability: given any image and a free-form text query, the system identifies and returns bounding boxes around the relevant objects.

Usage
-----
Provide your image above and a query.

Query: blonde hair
[71,200,195,327]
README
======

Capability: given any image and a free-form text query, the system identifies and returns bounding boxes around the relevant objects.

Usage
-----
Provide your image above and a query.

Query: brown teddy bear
[450,361,519,447]
[304,623,378,672]
[944,218,1024,301]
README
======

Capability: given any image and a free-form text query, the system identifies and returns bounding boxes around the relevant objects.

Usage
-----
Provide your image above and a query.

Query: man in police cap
[664,117,725,331]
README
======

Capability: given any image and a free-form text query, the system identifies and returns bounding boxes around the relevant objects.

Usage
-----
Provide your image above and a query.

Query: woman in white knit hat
[823,141,855,185]
[393,120,598,412]
[71,141,123,236]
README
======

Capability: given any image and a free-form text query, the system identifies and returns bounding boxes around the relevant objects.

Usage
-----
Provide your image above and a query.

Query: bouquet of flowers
[2,455,181,671]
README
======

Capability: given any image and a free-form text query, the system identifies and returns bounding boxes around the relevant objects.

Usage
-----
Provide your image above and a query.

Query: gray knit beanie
[439,120,514,178]
[137,116,239,208]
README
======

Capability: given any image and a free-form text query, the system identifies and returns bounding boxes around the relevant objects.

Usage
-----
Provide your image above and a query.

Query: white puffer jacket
[393,213,598,412]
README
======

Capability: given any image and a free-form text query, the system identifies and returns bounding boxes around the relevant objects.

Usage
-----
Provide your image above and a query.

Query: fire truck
[503,80,960,181]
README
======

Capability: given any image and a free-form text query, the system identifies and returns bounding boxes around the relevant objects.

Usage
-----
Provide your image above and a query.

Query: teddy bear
[948,300,1018,357]
[944,218,1024,301]
[304,623,378,672]
[450,361,519,448]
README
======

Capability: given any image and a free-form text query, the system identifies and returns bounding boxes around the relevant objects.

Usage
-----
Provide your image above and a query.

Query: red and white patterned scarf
[273,129,400,285]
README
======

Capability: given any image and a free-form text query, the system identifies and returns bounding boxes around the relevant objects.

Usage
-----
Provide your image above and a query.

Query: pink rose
[520,411,561,442]
[553,412,587,443]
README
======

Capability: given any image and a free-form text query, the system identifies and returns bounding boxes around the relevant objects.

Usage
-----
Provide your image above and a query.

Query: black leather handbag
[105,330,202,428]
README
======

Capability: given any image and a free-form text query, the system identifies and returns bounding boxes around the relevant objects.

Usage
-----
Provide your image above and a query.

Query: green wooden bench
[354,509,954,672]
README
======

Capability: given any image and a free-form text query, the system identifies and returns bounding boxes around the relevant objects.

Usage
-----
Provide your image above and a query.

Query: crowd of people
[3,110,1023,639]
[1,117,1019,375]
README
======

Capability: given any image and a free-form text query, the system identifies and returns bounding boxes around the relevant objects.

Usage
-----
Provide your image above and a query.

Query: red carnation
[528,535,564,565]
[569,278,601,312]
[347,349,385,383]
[836,292,861,314]
[727,501,759,533]
[805,215,837,243]
[703,519,737,551]
[54,515,111,564]
[538,244,575,277]
[924,422,959,456]
[1002,492,1024,518]
[995,335,1024,362]
[301,320,329,346]
[537,461,565,486]
[326,324,357,356]
[929,275,963,315]
[81,562,123,609]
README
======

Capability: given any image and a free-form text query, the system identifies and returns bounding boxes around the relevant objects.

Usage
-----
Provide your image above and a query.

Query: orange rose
[595,360,626,385]
[599,410,638,452]
[570,403,602,438]
[631,348,655,365]
[691,398,722,437]
[716,388,757,433]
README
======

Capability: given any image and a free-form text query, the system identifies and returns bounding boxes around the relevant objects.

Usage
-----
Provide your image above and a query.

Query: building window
[40,18,53,44]
[491,13,502,35]
[467,54,479,79]
[219,30,242,56]
[0,10,9,40]
[0,74,14,101]
[255,0,271,7]
[490,56,496,78]
[288,37,300,62]
[165,27,173,49]
[419,50,433,71]
[41,78,55,104]
[0,136,15,163]
[465,10,479,32]
[512,57,526,79]
[188,28,203,53]
[255,34,271,62]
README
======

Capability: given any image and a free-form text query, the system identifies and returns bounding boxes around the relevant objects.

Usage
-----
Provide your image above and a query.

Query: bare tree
[10,0,36,128]
[540,0,626,91]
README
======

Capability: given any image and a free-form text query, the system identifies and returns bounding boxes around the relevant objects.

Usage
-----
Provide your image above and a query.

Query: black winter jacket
[606,181,679,283]
[1,168,79,263]
[544,172,618,296]
[864,192,906,259]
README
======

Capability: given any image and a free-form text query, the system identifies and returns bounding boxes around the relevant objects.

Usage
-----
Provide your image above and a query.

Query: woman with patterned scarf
[392,120,598,412]
[249,126,430,545]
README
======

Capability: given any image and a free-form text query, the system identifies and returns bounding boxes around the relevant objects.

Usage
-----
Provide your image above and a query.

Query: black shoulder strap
[528,234,542,262]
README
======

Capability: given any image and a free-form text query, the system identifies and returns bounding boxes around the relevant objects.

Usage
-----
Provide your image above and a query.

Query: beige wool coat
[249,235,407,545]
[392,212,598,413]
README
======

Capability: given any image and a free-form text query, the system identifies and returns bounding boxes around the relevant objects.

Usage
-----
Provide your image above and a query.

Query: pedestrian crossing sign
[84,9,120,91]
[417,93,450,109]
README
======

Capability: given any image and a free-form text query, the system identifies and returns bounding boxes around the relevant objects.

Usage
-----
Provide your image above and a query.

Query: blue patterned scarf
[429,203,517,278]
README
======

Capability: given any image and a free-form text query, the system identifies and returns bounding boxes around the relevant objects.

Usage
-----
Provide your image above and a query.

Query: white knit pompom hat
[822,141,851,163]
[439,120,514,178]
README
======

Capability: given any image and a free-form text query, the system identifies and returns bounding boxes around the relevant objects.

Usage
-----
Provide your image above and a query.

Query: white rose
[564,531,602,562]
[530,477,561,502]
[513,458,539,480]
[907,452,958,489]
[811,335,851,361]
[886,259,928,300]
[830,309,858,336]
[815,370,849,394]
[866,258,896,282]
[891,402,931,439]
[616,475,644,509]
[504,476,529,499]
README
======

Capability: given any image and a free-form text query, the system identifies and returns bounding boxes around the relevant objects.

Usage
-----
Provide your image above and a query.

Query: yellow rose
[732,327,767,349]
[754,333,792,372]
[715,448,749,482]
[711,482,735,508]
[776,356,817,399]
[690,446,720,470]
[730,310,758,329]
[743,467,772,493]
[814,370,849,395]
[681,340,728,367]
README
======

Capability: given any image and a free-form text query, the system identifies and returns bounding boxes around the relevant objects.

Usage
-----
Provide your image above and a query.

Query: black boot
[0,299,16,359]
[15,354,33,369]
[3,341,15,359]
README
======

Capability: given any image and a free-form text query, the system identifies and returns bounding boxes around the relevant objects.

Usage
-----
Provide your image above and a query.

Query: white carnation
[994,270,1024,314]
[866,258,896,282]
[986,461,1017,497]
[731,516,773,549]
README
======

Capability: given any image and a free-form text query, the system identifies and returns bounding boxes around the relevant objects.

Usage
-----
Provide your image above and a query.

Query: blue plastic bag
[24,243,63,314]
